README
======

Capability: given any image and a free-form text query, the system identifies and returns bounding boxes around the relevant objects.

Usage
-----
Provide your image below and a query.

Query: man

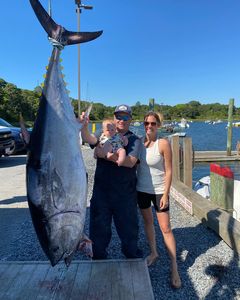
[81,104,142,259]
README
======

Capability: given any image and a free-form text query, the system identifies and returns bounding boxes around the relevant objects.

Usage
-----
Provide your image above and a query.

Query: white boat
[205,120,213,124]
[194,176,240,221]
[169,132,186,138]
[233,122,240,127]
[212,119,222,125]
[194,176,210,199]
[133,121,141,126]
[178,118,189,128]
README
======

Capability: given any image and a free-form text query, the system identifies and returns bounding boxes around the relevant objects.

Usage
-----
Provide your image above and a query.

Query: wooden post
[183,137,192,188]
[227,98,234,156]
[210,164,234,214]
[171,136,180,180]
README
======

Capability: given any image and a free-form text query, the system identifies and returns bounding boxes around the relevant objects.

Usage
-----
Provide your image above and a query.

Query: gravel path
[0,149,240,299]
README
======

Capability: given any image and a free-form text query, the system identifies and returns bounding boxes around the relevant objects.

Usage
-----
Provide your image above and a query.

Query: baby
[97,119,128,166]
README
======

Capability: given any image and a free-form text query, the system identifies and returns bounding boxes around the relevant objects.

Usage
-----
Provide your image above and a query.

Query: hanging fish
[27,0,102,266]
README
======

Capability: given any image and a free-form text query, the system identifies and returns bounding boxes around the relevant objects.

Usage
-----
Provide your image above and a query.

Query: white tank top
[136,139,165,194]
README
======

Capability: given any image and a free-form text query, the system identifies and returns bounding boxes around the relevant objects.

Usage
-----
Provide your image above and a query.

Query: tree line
[0,78,240,125]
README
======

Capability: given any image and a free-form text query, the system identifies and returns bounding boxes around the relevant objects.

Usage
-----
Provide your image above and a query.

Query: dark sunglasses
[115,114,131,121]
[144,121,157,126]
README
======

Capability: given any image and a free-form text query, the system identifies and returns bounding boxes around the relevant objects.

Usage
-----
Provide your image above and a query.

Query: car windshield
[0,118,12,127]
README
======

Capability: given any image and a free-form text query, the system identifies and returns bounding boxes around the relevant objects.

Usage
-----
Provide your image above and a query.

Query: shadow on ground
[0,155,26,168]
[0,196,27,205]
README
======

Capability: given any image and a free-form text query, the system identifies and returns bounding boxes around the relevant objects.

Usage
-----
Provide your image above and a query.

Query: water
[90,121,240,184]
[182,121,240,185]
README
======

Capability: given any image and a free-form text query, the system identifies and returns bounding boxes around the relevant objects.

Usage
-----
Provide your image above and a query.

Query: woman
[137,111,181,289]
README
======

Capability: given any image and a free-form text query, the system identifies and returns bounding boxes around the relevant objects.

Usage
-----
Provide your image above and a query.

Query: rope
[48,37,64,50]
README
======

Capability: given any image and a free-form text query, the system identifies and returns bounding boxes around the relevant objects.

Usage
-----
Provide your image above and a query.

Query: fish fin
[78,233,93,258]
[62,30,103,45]
[30,0,58,38]
[19,113,30,145]
[30,0,103,45]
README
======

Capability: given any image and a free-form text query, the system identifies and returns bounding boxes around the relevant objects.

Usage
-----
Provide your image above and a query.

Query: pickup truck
[0,126,14,157]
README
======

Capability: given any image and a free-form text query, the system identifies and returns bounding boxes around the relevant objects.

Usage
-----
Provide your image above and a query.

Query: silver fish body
[27,48,87,266]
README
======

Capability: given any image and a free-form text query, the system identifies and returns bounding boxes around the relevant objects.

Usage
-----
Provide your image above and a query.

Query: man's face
[114,112,132,133]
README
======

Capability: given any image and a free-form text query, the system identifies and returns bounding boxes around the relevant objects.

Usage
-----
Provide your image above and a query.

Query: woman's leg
[140,207,159,266]
[156,211,181,288]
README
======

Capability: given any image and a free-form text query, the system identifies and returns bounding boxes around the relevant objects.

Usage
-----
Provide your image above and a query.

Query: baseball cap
[114,104,132,116]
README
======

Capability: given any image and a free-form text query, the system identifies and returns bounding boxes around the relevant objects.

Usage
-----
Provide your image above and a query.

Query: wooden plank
[36,263,67,300]
[118,261,135,300]
[195,151,239,162]
[183,137,192,188]
[54,263,78,300]
[86,261,112,300]
[0,260,154,300]
[110,261,122,299]
[3,263,36,300]
[0,263,23,298]
[130,260,154,300]
[69,262,92,300]
[0,263,9,279]
[19,263,50,300]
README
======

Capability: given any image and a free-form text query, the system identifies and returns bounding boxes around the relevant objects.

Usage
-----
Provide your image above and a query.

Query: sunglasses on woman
[115,114,131,121]
[144,121,157,126]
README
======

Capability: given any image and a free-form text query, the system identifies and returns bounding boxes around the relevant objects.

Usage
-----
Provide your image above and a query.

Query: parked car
[0,118,29,155]
[0,126,14,157]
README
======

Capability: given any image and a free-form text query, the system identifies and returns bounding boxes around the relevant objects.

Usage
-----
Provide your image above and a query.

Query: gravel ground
[0,148,240,299]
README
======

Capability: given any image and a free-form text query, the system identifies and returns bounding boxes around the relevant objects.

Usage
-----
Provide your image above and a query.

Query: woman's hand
[160,194,169,210]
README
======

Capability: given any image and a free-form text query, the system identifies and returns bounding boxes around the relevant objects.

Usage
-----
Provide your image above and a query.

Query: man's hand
[106,152,118,162]
[94,144,106,158]
[78,112,89,129]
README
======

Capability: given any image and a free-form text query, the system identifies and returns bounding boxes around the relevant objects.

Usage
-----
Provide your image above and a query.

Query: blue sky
[1,0,240,107]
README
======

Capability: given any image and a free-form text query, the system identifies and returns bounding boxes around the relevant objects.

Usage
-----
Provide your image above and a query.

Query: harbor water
[90,121,240,185]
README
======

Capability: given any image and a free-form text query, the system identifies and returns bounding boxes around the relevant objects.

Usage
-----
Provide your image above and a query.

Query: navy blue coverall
[90,130,142,259]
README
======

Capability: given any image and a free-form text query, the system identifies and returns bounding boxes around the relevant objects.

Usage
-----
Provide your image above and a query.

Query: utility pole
[227,98,234,156]
[75,1,93,117]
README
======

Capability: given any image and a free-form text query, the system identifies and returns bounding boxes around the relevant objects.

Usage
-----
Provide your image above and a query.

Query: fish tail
[29,0,102,46]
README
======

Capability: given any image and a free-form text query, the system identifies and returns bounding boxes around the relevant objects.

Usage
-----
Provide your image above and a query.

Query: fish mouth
[49,223,83,267]
[46,211,84,266]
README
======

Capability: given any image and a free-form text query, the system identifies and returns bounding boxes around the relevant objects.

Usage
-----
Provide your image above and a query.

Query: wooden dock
[0,259,154,300]
[195,150,240,162]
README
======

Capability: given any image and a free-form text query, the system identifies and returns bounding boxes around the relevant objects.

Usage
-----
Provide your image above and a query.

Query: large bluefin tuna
[27,0,102,266]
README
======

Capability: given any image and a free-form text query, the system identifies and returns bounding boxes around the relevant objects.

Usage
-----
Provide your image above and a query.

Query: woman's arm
[159,138,172,209]
[160,138,172,195]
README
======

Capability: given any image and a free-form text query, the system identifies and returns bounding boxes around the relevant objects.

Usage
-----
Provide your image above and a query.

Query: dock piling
[227,98,234,156]
[183,137,192,188]
[171,136,180,180]
[210,164,234,214]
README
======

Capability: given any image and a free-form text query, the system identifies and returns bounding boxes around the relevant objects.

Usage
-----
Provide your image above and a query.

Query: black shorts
[137,191,169,213]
